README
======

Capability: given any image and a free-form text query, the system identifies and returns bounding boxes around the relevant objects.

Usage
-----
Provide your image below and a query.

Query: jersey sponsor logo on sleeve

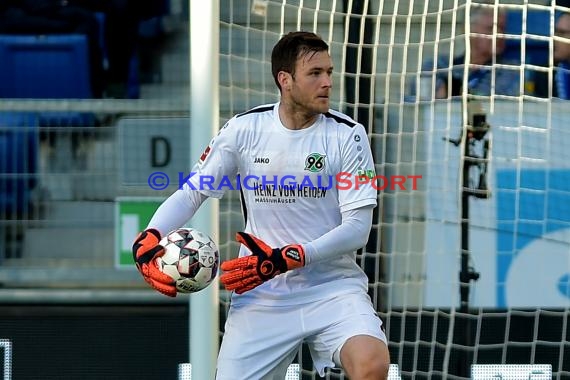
[304,153,326,172]
[199,145,212,163]
[357,168,375,180]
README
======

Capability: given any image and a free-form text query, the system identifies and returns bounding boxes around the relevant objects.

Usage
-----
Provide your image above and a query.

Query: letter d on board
[151,136,171,167]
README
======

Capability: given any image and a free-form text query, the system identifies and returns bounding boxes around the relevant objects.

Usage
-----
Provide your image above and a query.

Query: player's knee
[342,349,390,379]
[375,361,391,380]
[341,337,390,380]
[349,358,390,380]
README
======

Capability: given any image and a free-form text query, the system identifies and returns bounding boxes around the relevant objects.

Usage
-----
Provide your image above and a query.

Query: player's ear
[278,71,292,91]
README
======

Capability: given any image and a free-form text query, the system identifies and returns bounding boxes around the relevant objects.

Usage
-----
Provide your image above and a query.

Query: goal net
[217,0,570,379]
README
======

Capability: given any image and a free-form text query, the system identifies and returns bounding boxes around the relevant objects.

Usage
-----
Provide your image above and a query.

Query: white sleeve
[338,123,377,212]
[302,205,373,264]
[185,120,239,199]
[146,189,208,236]
[146,119,239,236]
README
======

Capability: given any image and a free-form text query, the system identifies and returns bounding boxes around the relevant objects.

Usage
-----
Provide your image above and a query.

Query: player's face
[288,50,333,114]
[555,14,570,63]
[471,11,506,62]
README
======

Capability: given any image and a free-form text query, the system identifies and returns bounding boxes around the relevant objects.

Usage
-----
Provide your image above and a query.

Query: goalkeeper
[133,31,391,379]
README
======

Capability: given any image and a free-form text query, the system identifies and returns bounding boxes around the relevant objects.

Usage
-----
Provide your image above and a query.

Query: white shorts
[215,292,387,379]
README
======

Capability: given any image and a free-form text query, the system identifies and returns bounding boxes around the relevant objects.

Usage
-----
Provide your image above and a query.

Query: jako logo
[254,157,270,164]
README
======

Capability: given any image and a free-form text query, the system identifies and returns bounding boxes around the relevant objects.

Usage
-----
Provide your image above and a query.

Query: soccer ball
[156,228,219,294]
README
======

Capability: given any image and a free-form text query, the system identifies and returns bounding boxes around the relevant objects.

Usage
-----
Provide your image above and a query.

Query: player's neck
[278,102,320,130]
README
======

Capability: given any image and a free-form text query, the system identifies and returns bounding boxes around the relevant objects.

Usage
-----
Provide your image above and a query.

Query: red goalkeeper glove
[220,232,305,294]
[132,228,177,297]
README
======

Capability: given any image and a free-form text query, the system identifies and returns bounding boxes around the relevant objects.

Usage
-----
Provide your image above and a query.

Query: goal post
[189,1,220,380]
[211,0,570,378]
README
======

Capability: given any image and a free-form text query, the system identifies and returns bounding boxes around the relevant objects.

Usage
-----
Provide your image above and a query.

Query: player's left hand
[220,232,305,294]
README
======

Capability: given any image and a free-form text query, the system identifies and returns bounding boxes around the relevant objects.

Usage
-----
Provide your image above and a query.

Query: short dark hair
[271,31,329,91]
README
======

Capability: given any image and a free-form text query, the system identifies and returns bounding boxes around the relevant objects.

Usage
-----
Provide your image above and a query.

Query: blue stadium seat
[0,34,92,98]
[0,112,39,218]
[0,34,97,127]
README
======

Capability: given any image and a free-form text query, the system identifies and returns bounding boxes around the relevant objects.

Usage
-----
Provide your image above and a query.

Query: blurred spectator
[411,4,521,100]
[0,0,105,97]
[536,10,570,98]
[65,0,167,98]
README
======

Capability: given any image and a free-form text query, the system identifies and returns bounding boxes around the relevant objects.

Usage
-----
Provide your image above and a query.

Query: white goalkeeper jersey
[185,102,377,306]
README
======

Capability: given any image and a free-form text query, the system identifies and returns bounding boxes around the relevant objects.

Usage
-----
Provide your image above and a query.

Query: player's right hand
[132,229,177,297]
